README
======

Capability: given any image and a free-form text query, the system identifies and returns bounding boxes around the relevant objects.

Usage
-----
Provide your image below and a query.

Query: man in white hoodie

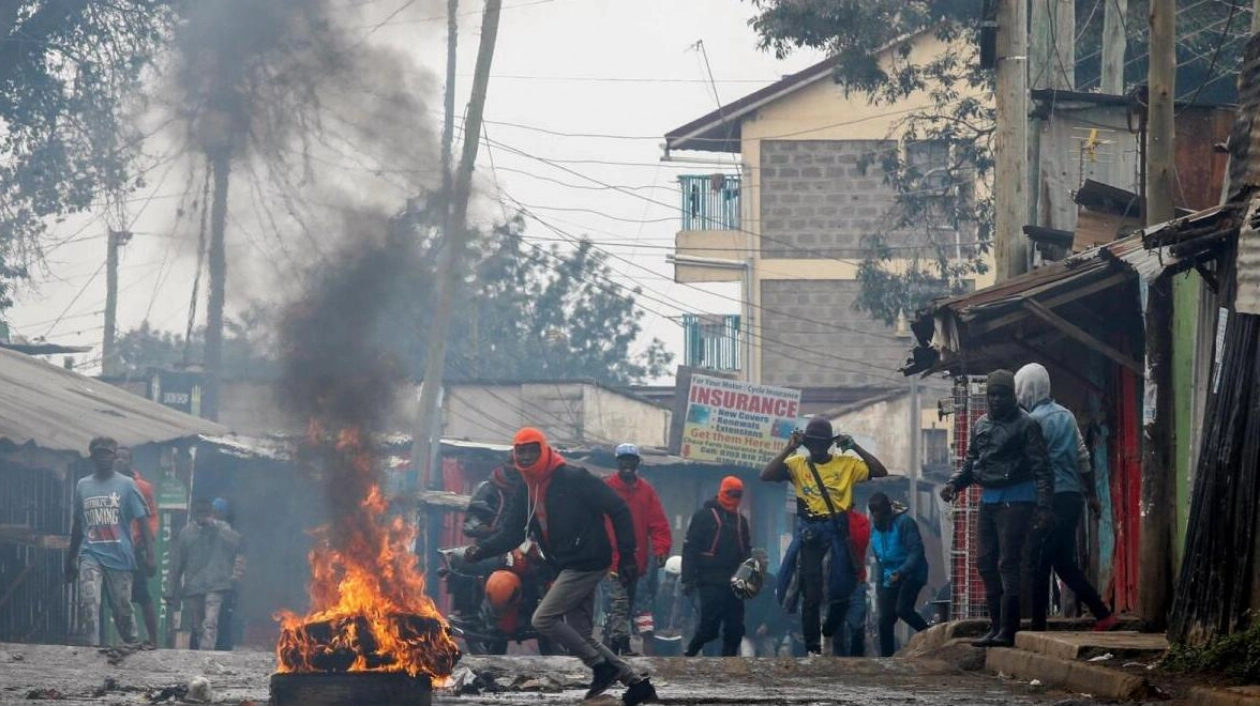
[1014,363,1119,632]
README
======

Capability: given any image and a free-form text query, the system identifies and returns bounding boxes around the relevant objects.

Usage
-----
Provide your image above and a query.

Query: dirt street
[0,642,1099,705]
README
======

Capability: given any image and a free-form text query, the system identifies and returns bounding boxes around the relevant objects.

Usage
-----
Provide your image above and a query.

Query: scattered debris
[24,688,64,700]
[1122,661,1156,670]
[147,684,188,705]
[188,675,213,704]
[1086,653,1114,662]
[518,676,565,693]
[99,643,141,665]
[92,677,120,697]
[203,658,235,675]
[447,667,481,695]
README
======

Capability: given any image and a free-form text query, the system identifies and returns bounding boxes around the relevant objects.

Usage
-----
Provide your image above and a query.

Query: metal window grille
[678,174,740,231]
[682,314,741,372]
[949,375,990,620]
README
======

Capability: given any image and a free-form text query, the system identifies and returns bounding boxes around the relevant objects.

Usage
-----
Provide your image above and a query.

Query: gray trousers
[188,591,225,650]
[77,555,138,646]
[532,569,636,684]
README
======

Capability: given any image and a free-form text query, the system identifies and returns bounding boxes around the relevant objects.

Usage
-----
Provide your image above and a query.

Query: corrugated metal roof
[904,225,1208,375]
[1236,197,1260,315]
[0,347,226,454]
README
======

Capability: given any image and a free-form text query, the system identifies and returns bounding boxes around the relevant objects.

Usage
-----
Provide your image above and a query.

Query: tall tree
[741,0,1248,324]
[0,0,175,310]
[123,214,673,387]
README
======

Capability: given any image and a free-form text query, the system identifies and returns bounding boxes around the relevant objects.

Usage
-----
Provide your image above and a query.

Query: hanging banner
[680,374,802,468]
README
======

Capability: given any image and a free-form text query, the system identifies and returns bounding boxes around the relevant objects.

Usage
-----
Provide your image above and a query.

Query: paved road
[0,642,1090,705]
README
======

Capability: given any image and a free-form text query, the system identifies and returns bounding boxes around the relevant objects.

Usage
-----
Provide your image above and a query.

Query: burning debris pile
[271,217,459,686]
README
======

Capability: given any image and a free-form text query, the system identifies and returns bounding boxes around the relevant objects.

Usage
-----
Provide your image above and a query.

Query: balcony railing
[679,174,740,231]
[682,313,741,372]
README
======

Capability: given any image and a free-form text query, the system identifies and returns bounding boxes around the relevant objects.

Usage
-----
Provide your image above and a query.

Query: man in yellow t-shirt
[761,417,888,656]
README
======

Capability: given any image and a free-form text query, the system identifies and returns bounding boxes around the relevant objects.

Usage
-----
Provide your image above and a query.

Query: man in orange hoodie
[466,428,658,705]
[603,442,672,657]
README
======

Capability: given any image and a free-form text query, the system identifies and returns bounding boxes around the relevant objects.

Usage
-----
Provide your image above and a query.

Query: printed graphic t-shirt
[785,453,870,516]
[74,473,150,571]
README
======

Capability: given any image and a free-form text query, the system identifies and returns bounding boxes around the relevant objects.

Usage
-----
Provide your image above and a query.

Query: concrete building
[441,379,671,448]
[661,31,993,390]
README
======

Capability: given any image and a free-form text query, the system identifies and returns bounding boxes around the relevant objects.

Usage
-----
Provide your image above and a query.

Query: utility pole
[994,0,1030,282]
[204,151,231,422]
[1138,0,1176,631]
[440,0,458,216]
[908,374,920,519]
[412,0,503,556]
[1102,0,1128,94]
[102,229,132,377]
[1030,0,1075,90]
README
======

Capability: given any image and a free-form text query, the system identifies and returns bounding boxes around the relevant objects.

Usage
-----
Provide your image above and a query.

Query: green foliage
[0,0,175,310]
[740,0,1245,324]
[434,215,675,385]
[120,214,673,386]
[1164,623,1260,684]
[116,304,279,380]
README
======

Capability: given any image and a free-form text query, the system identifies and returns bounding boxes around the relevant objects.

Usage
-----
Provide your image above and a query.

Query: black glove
[463,544,485,563]
[617,561,638,588]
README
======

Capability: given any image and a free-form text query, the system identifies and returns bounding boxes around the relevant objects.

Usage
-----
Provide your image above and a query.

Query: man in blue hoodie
[867,493,929,656]
[1015,363,1118,632]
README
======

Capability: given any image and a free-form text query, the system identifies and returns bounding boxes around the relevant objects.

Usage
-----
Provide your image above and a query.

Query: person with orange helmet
[465,428,658,705]
[681,476,752,657]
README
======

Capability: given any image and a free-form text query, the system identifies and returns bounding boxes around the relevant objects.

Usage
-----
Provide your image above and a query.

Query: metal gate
[948,376,989,620]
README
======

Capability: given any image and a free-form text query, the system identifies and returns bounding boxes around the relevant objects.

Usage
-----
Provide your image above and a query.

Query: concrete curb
[985,647,1150,701]
[1188,685,1260,705]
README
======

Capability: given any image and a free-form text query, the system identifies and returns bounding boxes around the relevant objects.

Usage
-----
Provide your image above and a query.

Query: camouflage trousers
[77,555,138,646]
[603,573,654,643]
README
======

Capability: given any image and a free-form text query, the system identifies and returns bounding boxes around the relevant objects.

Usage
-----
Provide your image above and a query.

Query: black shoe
[971,626,1001,648]
[586,661,621,700]
[988,629,1016,648]
[623,678,658,706]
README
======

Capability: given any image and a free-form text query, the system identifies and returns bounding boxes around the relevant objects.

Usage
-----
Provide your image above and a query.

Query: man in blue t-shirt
[65,436,154,646]
[940,369,1053,648]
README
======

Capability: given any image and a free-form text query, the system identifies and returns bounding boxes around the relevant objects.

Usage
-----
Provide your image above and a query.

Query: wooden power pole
[994,0,1030,282]
[1138,0,1176,631]
[203,151,230,422]
[1102,0,1129,94]
[102,229,132,377]
[412,0,503,553]
[1031,0,1075,90]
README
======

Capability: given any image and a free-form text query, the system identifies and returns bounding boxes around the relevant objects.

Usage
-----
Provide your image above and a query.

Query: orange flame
[275,426,460,679]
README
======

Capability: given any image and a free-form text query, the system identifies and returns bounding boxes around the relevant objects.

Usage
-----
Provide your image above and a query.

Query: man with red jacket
[603,443,672,656]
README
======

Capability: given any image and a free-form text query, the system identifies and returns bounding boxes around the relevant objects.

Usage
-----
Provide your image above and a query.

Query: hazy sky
[4,0,825,381]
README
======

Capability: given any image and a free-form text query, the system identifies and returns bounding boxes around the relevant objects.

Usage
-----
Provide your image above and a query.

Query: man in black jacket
[465,428,657,705]
[682,476,752,657]
[940,369,1054,648]
[462,459,517,539]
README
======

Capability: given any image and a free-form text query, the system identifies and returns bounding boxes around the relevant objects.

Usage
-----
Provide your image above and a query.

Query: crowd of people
[65,436,245,651]
[58,358,1115,705]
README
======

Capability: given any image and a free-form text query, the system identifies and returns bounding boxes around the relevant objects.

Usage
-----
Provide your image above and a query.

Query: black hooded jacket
[475,463,636,573]
[682,499,751,587]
